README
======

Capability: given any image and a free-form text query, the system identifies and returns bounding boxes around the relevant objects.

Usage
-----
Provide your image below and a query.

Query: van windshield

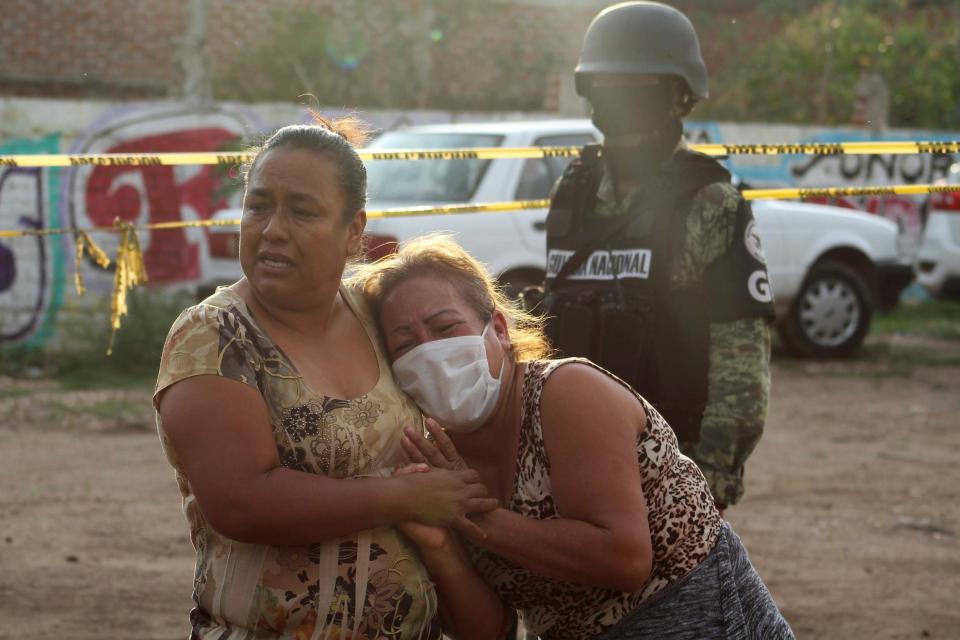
[366,132,503,203]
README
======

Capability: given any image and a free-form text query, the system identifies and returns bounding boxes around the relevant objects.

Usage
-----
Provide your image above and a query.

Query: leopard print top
[469,358,722,640]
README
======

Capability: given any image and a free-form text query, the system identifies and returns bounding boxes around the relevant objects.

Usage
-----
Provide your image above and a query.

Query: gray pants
[589,523,794,640]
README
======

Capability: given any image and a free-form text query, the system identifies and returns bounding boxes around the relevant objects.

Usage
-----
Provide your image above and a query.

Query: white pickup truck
[205,119,915,358]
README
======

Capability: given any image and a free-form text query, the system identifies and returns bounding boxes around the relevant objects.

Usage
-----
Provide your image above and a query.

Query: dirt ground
[1,335,958,640]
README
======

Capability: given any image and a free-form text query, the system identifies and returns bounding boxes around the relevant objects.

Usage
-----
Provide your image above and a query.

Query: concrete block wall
[2,96,957,351]
[0,0,595,107]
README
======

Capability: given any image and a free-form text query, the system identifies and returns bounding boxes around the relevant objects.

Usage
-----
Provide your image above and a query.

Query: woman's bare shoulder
[539,360,643,435]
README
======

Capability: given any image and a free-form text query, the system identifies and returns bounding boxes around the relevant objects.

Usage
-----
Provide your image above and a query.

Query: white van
[205,120,915,357]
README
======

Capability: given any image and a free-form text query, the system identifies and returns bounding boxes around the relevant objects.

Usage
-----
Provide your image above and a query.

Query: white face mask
[392,322,503,433]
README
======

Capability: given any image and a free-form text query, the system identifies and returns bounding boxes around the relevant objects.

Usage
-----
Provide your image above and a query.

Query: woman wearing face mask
[355,235,793,640]
[153,119,497,639]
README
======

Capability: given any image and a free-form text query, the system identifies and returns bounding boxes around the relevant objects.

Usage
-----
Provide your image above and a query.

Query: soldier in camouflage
[542,1,775,512]
[592,152,772,509]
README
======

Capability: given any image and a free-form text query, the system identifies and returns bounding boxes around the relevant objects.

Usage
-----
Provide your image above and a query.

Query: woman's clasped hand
[400,459,498,531]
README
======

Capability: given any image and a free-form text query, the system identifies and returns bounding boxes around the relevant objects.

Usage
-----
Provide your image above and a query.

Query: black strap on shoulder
[552,144,603,203]
[555,148,726,282]
[553,202,642,284]
[579,142,603,167]
[550,147,731,287]
[576,143,603,176]
[651,149,733,292]
[547,144,602,236]
[664,148,732,188]
[550,144,630,285]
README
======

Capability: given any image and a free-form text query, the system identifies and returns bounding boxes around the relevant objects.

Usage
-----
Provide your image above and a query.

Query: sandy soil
[1,336,958,640]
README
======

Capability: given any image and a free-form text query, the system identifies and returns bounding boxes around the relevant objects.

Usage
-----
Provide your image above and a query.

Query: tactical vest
[543,144,734,444]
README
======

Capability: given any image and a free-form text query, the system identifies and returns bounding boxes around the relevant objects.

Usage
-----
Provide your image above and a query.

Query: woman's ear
[491,310,512,353]
[346,209,367,257]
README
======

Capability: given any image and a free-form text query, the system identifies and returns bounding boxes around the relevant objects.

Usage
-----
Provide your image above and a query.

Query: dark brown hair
[245,112,371,222]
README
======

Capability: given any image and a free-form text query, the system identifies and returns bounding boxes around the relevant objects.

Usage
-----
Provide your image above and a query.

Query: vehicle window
[515,133,597,200]
[366,132,503,203]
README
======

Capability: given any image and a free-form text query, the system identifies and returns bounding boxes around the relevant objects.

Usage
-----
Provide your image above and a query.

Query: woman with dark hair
[154,118,496,639]
[355,235,793,640]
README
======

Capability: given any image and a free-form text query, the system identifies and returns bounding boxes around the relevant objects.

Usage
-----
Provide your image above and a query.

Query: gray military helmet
[575,1,709,101]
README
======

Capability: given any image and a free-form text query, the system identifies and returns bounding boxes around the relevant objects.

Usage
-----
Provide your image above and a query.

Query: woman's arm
[417,533,510,640]
[407,365,653,592]
[158,374,497,545]
[392,464,508,640]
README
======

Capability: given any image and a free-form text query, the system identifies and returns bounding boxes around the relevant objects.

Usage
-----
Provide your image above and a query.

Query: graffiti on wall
[1,104,267,348]
[2,102,511,348]
[787,144,954,246]
[0,135,64,349]
[687,122,957,250]
[65,104,266,290]
[2,106,958,350]
[3,101,517,349]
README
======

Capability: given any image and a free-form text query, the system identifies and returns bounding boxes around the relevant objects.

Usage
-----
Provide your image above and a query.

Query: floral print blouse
[154,285,441,640]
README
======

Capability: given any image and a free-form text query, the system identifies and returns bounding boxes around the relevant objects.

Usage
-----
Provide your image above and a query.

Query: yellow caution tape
[0,148,583,166]
[741,183,960,200]
[694,141,960,156]
[0,216,245,239]
[73,230,111,296]
[1,182,958,243]
[1,140,958,167]
[108,220,148,355]
[361,146,584,161]
[2,181,958,351]
[367,199,551,218]
[234,184,960,215]
[0,152,255,168]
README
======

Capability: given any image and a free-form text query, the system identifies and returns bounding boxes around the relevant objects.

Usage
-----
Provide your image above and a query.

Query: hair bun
[309,110,371,148]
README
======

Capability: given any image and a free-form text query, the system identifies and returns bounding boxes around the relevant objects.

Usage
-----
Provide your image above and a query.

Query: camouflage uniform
[593,150,771,507]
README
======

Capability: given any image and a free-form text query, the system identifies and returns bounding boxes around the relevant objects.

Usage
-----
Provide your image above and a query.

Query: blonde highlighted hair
[351,234,552,362]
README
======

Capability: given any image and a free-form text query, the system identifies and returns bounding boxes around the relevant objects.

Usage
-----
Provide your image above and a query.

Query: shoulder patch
[744,219,767,264]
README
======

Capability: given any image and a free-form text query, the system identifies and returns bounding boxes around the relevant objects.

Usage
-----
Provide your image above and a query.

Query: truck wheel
[778,259,872,358]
